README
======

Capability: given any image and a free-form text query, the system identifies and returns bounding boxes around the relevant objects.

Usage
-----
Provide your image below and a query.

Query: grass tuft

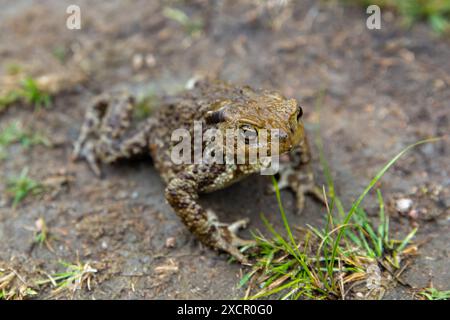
[0,269,37,300]
[33,217,53,249]
[419,287,450,300]
[0,121,50,160]
[20,77,51,109]
[35,261,98,299]
[0,76,51,112]
[345,194,418,270]
[6,168,44,208]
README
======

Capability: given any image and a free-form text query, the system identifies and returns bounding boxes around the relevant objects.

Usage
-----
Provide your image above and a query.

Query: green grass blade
[396,228,418,253]
[271,176,297,250]
[376,189,386,254]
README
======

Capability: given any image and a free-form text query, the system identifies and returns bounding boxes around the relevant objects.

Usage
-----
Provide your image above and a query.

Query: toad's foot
[207,212,256,263]
[269,165,325,214]
[73,136,102,177]
[72,92,152,176]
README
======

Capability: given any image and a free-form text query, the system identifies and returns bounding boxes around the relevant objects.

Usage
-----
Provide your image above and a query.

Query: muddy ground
[0,0,449,299]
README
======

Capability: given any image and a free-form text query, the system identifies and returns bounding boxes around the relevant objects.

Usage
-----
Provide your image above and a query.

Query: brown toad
[72,80,322,262]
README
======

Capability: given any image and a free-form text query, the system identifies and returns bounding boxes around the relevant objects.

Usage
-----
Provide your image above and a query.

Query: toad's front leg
[273,135,325,214]
[165,166,254,263]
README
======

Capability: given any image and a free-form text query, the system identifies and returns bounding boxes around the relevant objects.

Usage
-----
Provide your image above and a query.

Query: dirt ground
[0,0,449,299]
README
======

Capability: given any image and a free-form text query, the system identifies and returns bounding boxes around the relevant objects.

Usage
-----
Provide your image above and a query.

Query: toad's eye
[296,106,303,122]
[239,124,258,144]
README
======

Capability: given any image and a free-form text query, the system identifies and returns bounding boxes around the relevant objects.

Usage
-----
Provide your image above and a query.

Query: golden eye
[239,124,258,144]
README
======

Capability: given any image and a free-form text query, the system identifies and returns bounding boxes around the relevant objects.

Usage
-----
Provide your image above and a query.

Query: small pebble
[165,237,176,248]
[408,209,419,220]
[396,198,413,213]
[185,76,201,90]
[145,54,156,67]
[132,54,144,70]
[131,191,139,199]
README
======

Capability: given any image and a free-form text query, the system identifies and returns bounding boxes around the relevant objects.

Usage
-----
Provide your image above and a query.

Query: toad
[73,80,323,262]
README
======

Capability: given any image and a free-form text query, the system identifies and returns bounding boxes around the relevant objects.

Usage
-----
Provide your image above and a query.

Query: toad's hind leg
[165,166,256,264]
[72,92,153,176]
